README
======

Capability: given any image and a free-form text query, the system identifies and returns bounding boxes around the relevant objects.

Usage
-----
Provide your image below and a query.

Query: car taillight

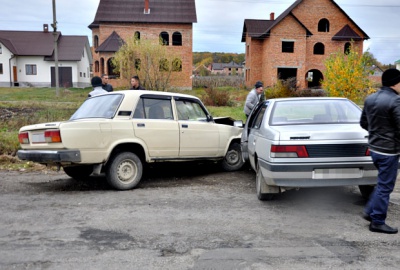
[44,130,62,143]
[270,145,309,158]
[18,132,29,144]
[365,148,370,156]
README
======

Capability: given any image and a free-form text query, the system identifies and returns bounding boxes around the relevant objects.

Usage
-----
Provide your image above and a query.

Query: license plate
[313,168,362,179]
[31,132,45,143]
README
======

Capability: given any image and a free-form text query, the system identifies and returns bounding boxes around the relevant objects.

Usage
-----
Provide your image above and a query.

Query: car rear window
[70,94,123,120]
[270,99,361,125]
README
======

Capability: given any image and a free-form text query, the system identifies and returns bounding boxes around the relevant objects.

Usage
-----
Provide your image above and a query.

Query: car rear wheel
[63,165,93,180]
[256,162,275,201]
[106,152,143,190]
[359,185,375,200]
[221,142,245,171]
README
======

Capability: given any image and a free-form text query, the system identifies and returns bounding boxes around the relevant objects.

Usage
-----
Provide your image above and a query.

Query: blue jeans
[365,152,399,225]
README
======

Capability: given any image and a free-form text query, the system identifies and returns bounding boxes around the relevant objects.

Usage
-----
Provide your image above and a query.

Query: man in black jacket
[360,68,400,234]
[101,74,113,92]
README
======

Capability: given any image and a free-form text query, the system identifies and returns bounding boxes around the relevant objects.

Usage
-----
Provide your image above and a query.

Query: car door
[132,95,179,157]
[241,101,269,163]
[175,98,220,157]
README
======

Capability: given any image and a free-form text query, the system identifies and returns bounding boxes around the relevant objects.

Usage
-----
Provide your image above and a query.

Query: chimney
[270,12,275,20]
[144,0,150,14]
[43,24,49,33]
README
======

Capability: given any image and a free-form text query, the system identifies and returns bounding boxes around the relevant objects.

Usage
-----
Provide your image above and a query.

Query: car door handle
[182,124,188,128]
[137,123,145,127]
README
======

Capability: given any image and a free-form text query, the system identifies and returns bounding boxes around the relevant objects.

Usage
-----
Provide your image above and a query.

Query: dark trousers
[365,152,399,225]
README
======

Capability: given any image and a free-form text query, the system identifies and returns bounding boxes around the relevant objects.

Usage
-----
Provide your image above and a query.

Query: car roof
[266,97,348,102]
[106,90,201,101]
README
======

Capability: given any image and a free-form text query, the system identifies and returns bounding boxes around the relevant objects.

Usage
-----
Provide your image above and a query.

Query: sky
[0,0,399,64]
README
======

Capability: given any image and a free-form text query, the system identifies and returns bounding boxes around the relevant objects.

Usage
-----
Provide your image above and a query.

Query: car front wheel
[221,142,245,171]
[106,152,143,190]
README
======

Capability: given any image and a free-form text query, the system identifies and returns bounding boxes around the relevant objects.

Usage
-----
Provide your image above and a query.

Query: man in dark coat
[130,75,145,90]
[101,74,113,92]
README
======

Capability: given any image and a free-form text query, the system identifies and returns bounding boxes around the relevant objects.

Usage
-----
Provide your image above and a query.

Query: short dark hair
[101,74,108,78]
[131,75,140,81]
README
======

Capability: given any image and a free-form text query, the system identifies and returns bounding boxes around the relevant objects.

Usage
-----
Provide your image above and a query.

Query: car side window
[252,106,267,129]
[134,98,173,119]
[176,100,207,121]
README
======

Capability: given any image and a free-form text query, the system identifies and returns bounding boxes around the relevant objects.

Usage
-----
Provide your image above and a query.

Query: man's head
[91,76,102,87]
[254,81,263,94]
[101,74,109,85]
[382,69,400,87]
[131,76,140,87]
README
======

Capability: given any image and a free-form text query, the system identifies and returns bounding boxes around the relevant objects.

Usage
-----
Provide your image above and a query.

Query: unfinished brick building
[242,0,369,89]
[89,0,197,90]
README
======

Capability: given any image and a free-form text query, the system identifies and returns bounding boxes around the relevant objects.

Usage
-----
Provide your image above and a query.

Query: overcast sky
[0,0,399,64]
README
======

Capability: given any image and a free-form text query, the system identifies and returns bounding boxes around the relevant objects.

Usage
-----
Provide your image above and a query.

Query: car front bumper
[258,159,380,187]
[17,150,81,163]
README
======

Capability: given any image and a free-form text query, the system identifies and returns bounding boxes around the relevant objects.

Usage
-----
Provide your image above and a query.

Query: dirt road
[1,162,400,269]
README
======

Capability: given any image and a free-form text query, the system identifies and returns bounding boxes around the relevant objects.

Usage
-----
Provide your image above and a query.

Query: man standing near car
[101,74,113,92]
[360,68,400,234]
[244,81,264,118]
[130,75,145,90]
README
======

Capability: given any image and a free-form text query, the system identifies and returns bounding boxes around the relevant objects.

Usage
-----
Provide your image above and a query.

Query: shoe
[362,213,372,222]
[369,223,398,234]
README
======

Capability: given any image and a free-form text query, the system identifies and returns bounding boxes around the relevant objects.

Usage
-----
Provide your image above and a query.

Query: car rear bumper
[17,150,81,163]
[258,159,380,187]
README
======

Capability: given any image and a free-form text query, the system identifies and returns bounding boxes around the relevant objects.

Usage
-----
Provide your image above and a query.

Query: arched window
[107,58,119,77]
[159,58,169,71]
[94,35,99,48]
[160,32,169,45]
[95,61,99,73]
[172,58,182,72]
[100,58,105,75]
[313,42,325,55]
[318,19,330,32]
[344,42,351,54]
[172,32,182,46]
[135,31,140,41]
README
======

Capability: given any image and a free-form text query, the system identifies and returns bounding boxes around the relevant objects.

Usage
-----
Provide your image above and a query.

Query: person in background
[88,76,108,97]
[101,74,113,92]
[130,75,145,90]
[360,68,400,234]
[244,81,264,118]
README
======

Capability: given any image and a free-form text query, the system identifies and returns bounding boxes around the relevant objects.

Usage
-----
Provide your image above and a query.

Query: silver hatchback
[241,97,379,200]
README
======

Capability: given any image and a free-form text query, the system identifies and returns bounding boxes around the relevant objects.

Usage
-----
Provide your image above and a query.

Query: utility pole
[51,0,59,96]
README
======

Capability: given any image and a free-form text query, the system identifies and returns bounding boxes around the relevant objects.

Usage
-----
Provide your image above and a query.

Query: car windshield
[70,94,123,120]
[270,99,361,125]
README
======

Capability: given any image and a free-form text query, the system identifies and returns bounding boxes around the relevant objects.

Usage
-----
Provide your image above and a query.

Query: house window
[94,35,99,48]
[160,32,169,45]
[172,58,182,72]
[313,42,325,55]
[282,41,294,53]
[344,42,351,54]
[135,31,140,41]
[172,32,182,46]
[318,19,330,32]
[159,58,169,71]
[0,63,3,74]
[80,72,82,77]
[0,45,2,54]
[26,65,37,75]
[95,61,99,73]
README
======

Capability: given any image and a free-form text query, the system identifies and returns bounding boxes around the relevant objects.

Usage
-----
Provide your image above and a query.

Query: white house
[0,25,92,88]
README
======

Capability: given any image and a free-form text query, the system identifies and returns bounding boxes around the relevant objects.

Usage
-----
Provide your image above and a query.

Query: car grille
[306,144,368,158]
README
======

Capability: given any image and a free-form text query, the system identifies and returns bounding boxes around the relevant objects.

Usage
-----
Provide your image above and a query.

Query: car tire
[256,162,275,201]
[63,165,93,180]
[106,152,143,190]
[359,185,375,200]
[221,142,245,171]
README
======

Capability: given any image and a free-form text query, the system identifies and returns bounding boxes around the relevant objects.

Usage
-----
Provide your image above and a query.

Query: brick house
[241,0,369,89]
[208,61,244,76]
[89,0,197,90]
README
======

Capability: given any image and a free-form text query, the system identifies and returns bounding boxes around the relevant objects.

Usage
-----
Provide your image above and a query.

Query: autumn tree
[112,35,180,91]
[322,43,374,103]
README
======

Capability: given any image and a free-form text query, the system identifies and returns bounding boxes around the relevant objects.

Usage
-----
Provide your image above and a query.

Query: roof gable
[89,0,197,28]
[45,36,90,61]
[95,31,125,53]
[332,24,362,41]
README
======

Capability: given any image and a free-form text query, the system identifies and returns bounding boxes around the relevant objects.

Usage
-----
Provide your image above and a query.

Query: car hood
[271,124,368,141]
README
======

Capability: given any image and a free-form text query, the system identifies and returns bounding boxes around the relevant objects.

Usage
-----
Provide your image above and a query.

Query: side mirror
[234,120,244,128]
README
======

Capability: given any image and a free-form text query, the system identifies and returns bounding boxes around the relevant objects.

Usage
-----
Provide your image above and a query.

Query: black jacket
[102,84,113,92]
[360,86,400,154]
